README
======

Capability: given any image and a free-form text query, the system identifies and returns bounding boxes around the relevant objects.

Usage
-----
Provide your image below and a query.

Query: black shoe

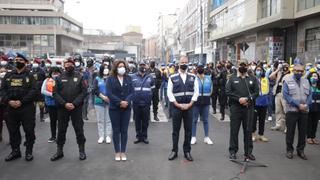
[154,115,160,121]
[168,151,178,161]
[84,117,89,121]
[79,144,86,161]
[184,152,193,161]
[134,139,142,144]
[297,151,307,160]
[51,151,64,161]
[5,150,22,162]
[213,109,217,114]
[245,154,256,161]
[48,137,56,143]
[142,138,149,144]
[286,151,293,159]
[220,114,225,121]
[25,153,33,161]
[229,153,237,160]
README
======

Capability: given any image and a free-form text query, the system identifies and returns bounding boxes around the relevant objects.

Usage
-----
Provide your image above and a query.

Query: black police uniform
[1,68,36,161]
[226,73,259,158]
[147,67,162,120]
[31,67,46,121]
[52,70,87,160]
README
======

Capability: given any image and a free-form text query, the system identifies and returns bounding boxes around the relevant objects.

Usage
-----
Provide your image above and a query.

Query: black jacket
[147,68,162,89]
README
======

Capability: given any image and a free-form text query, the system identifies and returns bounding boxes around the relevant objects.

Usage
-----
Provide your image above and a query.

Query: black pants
[48,106,58,139]
[152,89,159,115]
[0,106,8,140]
[171,106,193,153]
[211,89,218,111]
[6,104,35,150]
[229,105,254,156]
[253,106,267,135]
[82,95,89,119]
[56,107,86,146]
[307,111,319,139]
[218,91,226,115]
[133,105,150,139]
[286,112,308,152]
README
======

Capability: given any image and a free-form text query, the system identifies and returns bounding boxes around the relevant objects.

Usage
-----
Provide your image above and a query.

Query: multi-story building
[144,35,158,59]
[0,0,83,57]
[208,0,320,64]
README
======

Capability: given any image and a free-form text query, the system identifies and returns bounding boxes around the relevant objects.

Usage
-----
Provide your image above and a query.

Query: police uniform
[131,71,155,143]
[31,65,46,121]
[51,61,87,161]
[1,53,37,161]
[147,66,162,121]
[226,71,259,159]
[167,70,199,160]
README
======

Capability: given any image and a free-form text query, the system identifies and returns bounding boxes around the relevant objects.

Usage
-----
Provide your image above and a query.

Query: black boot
[25,145,33,161]
[79,144,86,161]
[154,114,160,121]
[5,148,21,162]
[212,108,217,114]
[220,114,225,121]
[40,107,44,122]
[50,145,64,161]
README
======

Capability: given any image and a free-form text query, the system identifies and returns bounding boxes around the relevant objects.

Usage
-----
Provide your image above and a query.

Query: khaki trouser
[275,93,286,128]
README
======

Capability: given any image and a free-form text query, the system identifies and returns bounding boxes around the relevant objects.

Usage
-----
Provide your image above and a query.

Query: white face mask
[117,67,126,75]
[45,63,51,67]
[75,62,81,67]
[57,65,62,68]
[103,69,109,75]
[0,61,7,66]
[52,74,59,79]
[33,63,39,68]
[0,72,6,78]
[317,64,320,70]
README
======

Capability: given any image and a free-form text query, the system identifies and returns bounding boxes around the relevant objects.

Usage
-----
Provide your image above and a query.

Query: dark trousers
[6,104,35,150]
[171,106,193,153]
[152,89,159,115]
[229,105,254,156]
[218,91,226,115]
[307,111,320,139]
[109,108,131,153]
[0,106,8,140]
[56,107,86,146]
[253,106,267,135]
[82,95,89,119]
[286,112,308,152]
[133,106,150,139]
[211,89,218,111]
[48,106,58,139]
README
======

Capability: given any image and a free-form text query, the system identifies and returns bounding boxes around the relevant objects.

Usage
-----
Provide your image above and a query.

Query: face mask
[255,70,262,77]
[317,64,320,70]
[197,68,204,74]
[180,64,188,71]
[251,65,256,70]
[45,63,51,67]
[103,69,109,75]
[65,66,74,73]
[310,77,318,84]
[263,64,267,70]
[117,67,126,75]
[75,62,81,67]
[57,65,62,68]
[139,66,146,73]
[226,64,232,69]
[239,66,247,74]
[150,63,155,68]
[0,72,6,78]
[294,73,303,80]
[283,67,288,72]
[52,74,59,79]
[0,61,7,66]
[16,61,25,70]
[32,64,39,68]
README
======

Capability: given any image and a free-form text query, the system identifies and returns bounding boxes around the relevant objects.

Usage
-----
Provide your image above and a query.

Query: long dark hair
[110,59,128,77]
[307,71,320,89]
[99,65,104,78]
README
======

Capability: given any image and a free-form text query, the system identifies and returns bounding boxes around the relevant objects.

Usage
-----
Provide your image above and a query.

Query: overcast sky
[64,0,188,37]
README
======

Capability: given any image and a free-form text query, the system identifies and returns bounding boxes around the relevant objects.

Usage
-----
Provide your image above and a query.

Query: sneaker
[115,153,121,161]
[267,116,272,121]
[48,137,56,143]
[204,137,213,145]
[121,153,127,161]
[191,137,197,145]
[252,133,257,142]
[259,135,269,142]
[106,136,111,144]
[98,137,104,144]
[284,127,287,134]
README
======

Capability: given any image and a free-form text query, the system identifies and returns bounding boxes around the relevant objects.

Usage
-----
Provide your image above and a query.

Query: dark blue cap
[294,58,303,66]
[15,52,28,62]
[197,64,204,67]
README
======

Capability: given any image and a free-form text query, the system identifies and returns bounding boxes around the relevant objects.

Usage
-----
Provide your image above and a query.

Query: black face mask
[139,66,146,73]
[226,64,232,69]
[283,67,288,72]
[197,68,204,74]
[180,64,188,71]
[16,61,25,70]
[65,66,74,73]
[239,66,247,74]
[150,63,155,68]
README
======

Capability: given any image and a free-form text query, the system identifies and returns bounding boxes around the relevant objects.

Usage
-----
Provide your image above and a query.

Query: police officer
[51,57,88,161]
[147,60,162,121]
[283,61,312,160]
[82,58,96,121]
[1,53,36,161]
[132,61,155,144]
[167,55,199,162]
[226,59,259,160]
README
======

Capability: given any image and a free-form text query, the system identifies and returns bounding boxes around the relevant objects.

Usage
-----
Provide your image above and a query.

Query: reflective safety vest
[171,73,195,104]
[131,73,154,106]
[195,75,212,105]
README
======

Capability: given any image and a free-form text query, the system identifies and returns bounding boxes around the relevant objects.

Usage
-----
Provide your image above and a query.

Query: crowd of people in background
[0,52,319,162]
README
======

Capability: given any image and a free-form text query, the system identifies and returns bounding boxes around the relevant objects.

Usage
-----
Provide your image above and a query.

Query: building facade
[0,0,83,57]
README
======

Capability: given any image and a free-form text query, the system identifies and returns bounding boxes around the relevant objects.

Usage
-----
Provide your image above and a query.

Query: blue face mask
[294,73,303,80]
[310,77,318,84]
[255,70,262,77]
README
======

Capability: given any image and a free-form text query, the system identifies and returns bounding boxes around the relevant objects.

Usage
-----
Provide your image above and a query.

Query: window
[306,27,320,52]
[260,0,279,18]
[298,0,320,11]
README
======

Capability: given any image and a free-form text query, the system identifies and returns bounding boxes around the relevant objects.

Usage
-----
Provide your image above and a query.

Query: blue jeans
[109,108,131,153]
[192,105,210,137]
[160,81,166,101]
